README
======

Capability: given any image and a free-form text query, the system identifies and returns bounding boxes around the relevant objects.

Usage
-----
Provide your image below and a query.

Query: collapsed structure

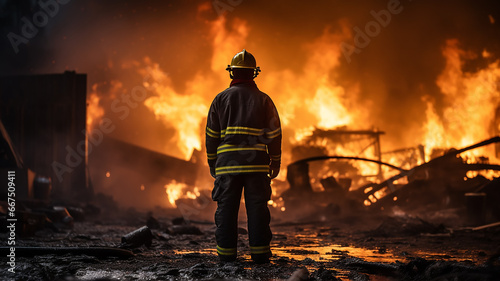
[282,128,500,226]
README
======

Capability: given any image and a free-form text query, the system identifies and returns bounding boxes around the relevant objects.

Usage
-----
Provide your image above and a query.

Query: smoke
[1,0,500,209]
[2,0,499,146]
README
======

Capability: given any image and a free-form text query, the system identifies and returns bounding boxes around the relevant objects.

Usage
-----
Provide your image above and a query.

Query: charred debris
[283,130,500,227]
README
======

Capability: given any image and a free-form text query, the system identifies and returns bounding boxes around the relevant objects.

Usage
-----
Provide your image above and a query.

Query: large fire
[136,17,364,163]
[423,39,500,162]
[85,11,500,208]
[263,25,364,138]
[86,16,367,161]
[140,58,209,160]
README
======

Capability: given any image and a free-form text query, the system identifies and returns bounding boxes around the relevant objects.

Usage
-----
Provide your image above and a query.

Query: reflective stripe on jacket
[205,80,281,176]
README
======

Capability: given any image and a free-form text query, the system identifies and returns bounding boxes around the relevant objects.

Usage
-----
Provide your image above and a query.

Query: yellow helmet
[226,49,261,78]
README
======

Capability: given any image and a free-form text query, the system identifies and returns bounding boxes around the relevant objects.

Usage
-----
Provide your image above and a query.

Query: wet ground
[1,206,500,281]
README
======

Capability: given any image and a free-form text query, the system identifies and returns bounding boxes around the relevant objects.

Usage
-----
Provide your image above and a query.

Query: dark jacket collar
[230,79,257,88]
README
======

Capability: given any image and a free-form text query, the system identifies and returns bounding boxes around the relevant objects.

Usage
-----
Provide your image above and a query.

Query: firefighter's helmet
[226,49,261,78]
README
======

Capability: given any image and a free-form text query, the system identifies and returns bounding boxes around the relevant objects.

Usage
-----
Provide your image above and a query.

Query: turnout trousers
[212,173,273,262]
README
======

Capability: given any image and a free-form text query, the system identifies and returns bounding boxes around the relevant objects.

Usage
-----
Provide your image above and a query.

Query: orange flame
[86,83,105,130]
[165,180,186,208]
[262,25,363,141]
[135,16,366,168]
[210,16,248,75]
[140,16,249,160]
[141,58,209,160]
[423,39,500,161]
[422,96,445,160]
[164,180,200,208]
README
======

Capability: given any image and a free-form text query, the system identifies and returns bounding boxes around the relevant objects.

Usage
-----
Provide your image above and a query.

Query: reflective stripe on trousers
[212,173,272,254]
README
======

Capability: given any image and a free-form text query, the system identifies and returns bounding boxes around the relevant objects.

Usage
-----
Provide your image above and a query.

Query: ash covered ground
[1,197,500,281]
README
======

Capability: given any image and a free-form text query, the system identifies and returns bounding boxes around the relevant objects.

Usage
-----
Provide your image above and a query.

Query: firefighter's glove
[209,165,216,178]
[269,161,280,179]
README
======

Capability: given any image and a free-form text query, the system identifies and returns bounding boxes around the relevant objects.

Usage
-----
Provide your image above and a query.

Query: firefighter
[206,49,282,263]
